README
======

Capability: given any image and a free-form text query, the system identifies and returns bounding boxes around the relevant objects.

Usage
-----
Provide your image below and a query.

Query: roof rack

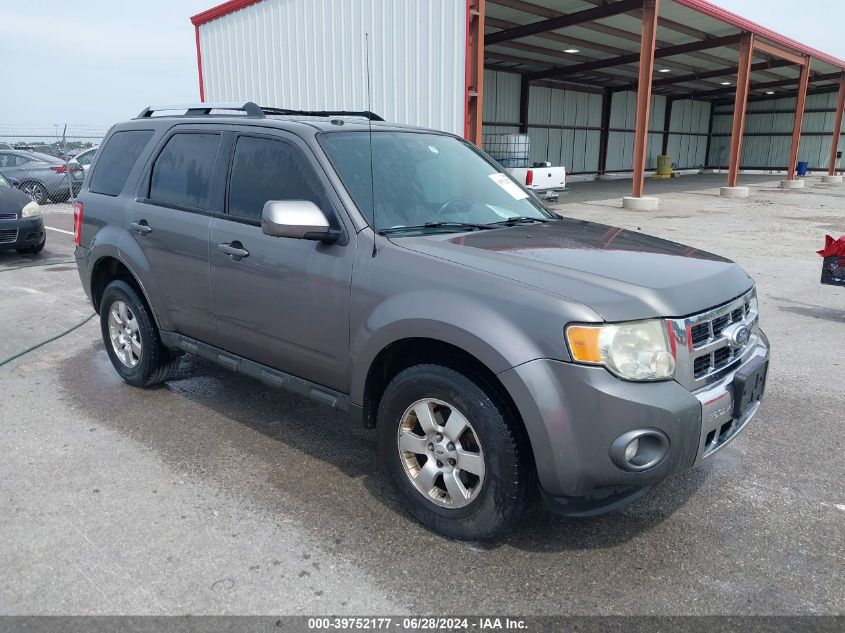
[260,107,384,121]
[135,102,384,121]
[136,102,265,118]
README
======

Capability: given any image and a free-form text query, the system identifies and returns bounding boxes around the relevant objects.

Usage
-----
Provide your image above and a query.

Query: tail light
[73,201,83,245]
[525,169,534,186]
[50,165,70,173]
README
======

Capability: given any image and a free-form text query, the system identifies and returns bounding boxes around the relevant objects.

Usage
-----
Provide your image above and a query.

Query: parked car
[73,102,769,540]
[0,169,45,254]
[69,146,98,171]
[0,150,83,204]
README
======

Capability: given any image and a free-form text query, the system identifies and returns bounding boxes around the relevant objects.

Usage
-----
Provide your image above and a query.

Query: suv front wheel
[100,279,180,387]
[377,364,532,540]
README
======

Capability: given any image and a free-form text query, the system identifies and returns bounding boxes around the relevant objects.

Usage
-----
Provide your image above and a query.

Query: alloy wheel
[107,300,142,368]
[396,398,486,508]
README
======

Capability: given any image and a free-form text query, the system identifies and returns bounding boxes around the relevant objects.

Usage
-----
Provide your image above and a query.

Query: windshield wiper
[379,221,493,235]
[485,216,552,227]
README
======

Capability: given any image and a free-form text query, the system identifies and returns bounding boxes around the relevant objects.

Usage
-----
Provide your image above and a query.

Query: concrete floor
[0,175,843,615]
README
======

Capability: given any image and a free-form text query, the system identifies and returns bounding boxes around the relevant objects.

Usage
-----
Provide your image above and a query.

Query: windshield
[319,131,550,234]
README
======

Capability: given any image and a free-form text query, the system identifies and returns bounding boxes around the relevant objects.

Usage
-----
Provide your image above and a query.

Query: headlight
[565,319,676,381]
[21,201,42,217]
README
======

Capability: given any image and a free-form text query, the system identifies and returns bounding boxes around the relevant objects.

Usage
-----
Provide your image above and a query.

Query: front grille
[0,213,16,220]
[672,288,758,389]
[26,232,43,240]
[0,229,18,243]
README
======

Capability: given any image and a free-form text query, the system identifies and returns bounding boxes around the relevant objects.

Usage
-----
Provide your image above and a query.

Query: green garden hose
[0,313,95,368]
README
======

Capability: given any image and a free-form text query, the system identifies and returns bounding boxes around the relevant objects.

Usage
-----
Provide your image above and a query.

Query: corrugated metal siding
[709,93,844,169]
[198,0,466,135]
[482,79,712,173]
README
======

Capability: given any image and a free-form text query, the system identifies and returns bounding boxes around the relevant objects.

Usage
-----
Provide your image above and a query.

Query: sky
[1,0,844,130]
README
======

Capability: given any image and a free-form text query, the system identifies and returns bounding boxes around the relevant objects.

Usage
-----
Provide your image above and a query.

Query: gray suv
[74,103,769,540]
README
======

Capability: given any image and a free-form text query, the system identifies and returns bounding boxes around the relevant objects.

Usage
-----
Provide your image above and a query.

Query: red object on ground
[817,235,845,257]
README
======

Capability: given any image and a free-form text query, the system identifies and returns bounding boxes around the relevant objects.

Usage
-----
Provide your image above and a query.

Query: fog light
[610,429,670,472]
[624,438,639,462]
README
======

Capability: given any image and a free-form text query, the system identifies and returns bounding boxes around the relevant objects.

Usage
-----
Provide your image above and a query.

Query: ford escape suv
[73,103,769,540]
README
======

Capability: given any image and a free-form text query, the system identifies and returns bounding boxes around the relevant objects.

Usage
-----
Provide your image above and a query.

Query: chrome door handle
[130,221,152,235]
[218,242,249,260]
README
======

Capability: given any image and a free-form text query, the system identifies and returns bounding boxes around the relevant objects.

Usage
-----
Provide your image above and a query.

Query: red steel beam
[753,40,807,66]
[827,76,845,175]
[786,57,811,180]
[727,33,754,188]
[631,0,659,198]
[465,0,486,146]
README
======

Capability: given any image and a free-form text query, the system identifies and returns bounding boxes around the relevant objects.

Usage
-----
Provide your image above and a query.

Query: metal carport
[469,0,845,206]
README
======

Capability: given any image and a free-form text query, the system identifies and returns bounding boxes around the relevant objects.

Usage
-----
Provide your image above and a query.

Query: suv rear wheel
[377,364,532,540]
[100,279,180,387]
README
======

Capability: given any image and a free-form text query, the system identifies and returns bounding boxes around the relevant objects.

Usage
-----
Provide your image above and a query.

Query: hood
[391,217,753,321]
[0,185,33,215]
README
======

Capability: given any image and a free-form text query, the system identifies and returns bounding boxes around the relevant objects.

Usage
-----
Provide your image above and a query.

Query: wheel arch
[90,254,165,331]
[357,335,522,433]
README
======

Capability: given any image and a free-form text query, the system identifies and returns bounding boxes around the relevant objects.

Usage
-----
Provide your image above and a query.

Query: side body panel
[209,127,357,392]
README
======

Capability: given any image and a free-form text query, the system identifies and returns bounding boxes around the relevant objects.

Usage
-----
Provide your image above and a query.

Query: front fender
[349,289,545,406]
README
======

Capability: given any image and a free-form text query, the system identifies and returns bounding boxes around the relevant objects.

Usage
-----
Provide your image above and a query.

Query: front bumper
[498,331,769,501]
[0,216,45,249]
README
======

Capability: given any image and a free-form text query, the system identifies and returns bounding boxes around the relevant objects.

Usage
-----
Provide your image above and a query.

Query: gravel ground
[0,176,842,615]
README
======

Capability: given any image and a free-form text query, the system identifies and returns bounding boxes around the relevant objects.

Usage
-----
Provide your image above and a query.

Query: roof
[483,0,844,101]
[191,0,845,103]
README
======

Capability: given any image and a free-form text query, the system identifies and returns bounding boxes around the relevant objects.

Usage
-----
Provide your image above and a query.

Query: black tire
[377,364,533,540]
[16,240,45,255]
[100,279,180,387]
[20,181,48,204]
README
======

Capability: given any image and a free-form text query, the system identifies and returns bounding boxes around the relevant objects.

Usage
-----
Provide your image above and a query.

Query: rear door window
[149,133,221,211]
[226,135,328,223]
[89,130,154,196]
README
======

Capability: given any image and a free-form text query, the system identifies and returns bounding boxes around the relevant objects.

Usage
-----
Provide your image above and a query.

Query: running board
[159,331,349,413]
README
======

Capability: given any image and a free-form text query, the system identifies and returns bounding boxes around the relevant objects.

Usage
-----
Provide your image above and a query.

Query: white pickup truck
[484,133,566,201]
[507,163,567,201]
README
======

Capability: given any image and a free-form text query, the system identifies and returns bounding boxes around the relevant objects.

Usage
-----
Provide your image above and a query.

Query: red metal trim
[190,0,261,26]
[828,77,845,175]
[673,0,845,70]
[727,33,754,188]
[464,0,471,140]
[194,25,205,102]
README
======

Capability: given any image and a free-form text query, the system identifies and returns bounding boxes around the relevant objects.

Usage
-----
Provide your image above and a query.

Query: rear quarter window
[89,130,154,196]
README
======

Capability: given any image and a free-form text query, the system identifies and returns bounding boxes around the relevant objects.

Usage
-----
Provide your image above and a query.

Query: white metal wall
[482,73,711,173]
[709,92,845,169]
[198,0,467,135]
[482,70,602,172]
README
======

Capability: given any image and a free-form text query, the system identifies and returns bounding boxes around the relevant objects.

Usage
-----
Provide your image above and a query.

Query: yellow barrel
[656,154,673,176]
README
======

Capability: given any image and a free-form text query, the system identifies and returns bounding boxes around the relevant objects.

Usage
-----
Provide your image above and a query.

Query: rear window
[89,130,154,196]
[149,133,220,211]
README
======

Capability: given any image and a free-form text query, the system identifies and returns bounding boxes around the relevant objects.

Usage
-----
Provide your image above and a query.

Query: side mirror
[261,200,339,242]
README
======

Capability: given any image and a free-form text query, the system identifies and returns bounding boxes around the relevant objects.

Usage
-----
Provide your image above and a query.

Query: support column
[782,56,811,187]
[597,88,612,175]
[518,75,530,134]
[464,0,485,147]
[721,32,753,198]
[823,75,845,183]
[623,0,659,211]
[704,102,715,167]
